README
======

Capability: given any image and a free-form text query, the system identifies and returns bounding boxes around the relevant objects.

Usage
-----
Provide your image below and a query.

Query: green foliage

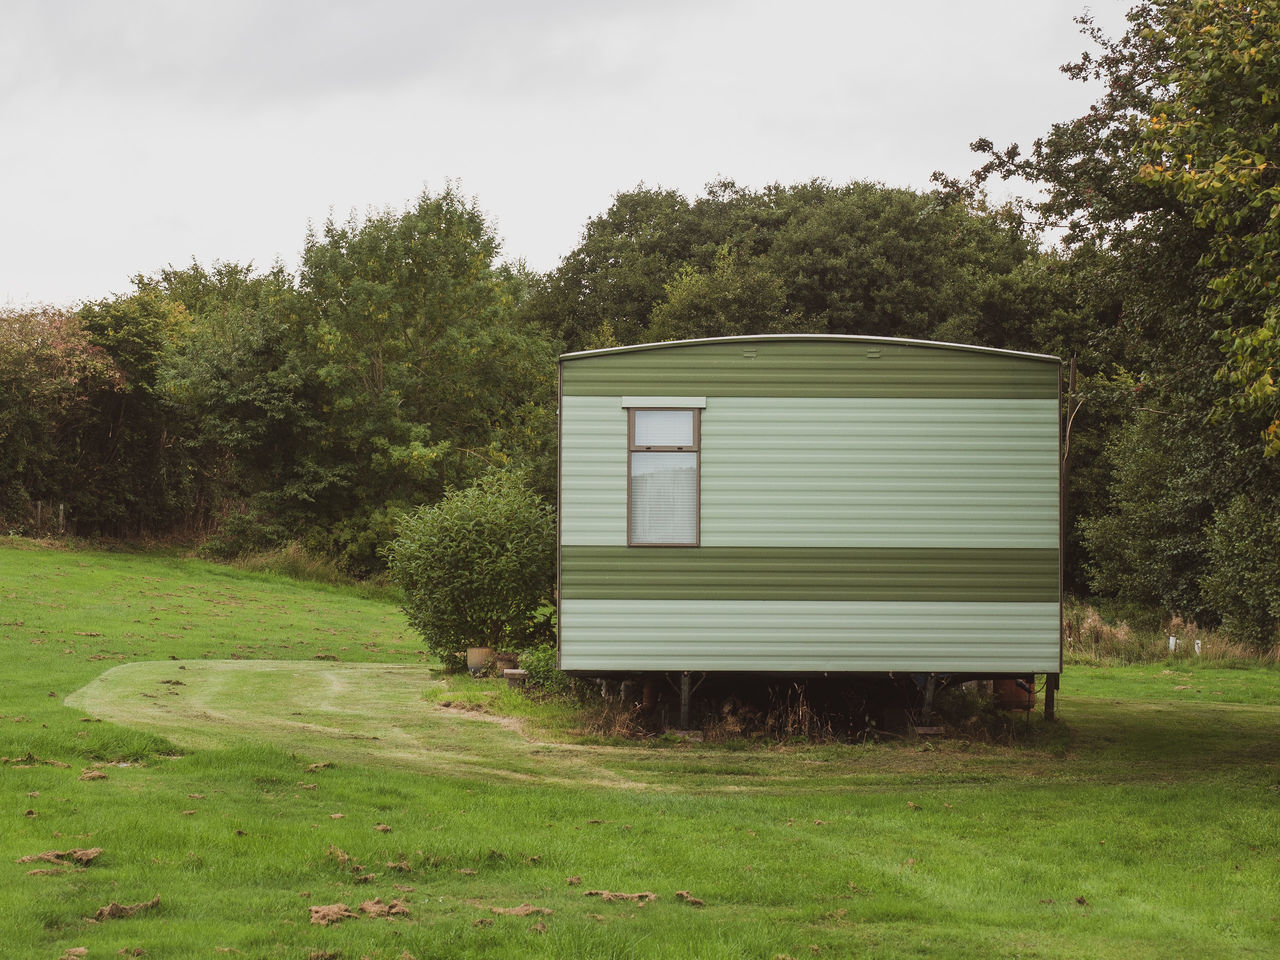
[1079,412,1218,622]
[954,2,1280,627]
[0,307,122,532]
[69,288,204,535]
[522,178,1054,354]
[648,244,807,341]
[153,260,318,521]
[296,188,557,573]
[1136,0,1280,453]
[519,642,585,698]
[197,510,296,561]
[1,188,561,570]
[520,186,704,347]
[386,470,554,670]
[1201,494,1280,648]
[0,189,560,569]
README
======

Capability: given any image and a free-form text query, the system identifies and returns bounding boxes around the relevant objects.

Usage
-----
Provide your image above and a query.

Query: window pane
[630,452,697,544]
[634,409,694,447]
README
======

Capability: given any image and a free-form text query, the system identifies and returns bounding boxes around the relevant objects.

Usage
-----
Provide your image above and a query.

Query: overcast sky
[1,1,1132,308]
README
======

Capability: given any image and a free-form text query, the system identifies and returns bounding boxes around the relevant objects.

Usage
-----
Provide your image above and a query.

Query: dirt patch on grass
[309,903,357,926]
[2,753,70,768]
[91,895,160,922]
[17,847,102,867]
[585,890,657,903]
[64,658,1280,796]
[309,899,408,925]
[435,702,532,739]
[360,898,410,918]
[490,903,552,916]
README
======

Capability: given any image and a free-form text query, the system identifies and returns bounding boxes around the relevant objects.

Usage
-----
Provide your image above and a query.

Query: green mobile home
[557,335,1062,705]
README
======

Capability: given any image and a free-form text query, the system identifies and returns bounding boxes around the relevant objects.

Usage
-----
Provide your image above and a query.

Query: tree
[520,186,705,349]
[524,179,1056,354]
[1200,492,1280,645]
[762,183,1043,345]
[150,261,320,550]
[294,187,555,573]
[953,1,1280,643]
[1136,0,1280,454]
[1078,412,1219,623]
[0,307,122,532]
[74,287,198,535]
[648,244,806,341]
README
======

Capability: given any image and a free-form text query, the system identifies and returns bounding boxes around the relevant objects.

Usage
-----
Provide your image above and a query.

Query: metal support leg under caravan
[666,671,705,731]
[1044,673,1059,721]
[921,675,937,723]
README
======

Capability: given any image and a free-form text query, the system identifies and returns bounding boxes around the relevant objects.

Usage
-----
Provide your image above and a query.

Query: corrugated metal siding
[702,397,1058,548]
[560,396,1058,549]
[562,339,1057,399]
[560,546,1059,601]
[559,600,1062,673]
[558,337,1061,675]
[560,396,627,546]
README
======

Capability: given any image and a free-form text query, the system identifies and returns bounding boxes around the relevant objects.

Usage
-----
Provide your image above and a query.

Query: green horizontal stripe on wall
[561,340,1058,400]
[560,546,1059,602]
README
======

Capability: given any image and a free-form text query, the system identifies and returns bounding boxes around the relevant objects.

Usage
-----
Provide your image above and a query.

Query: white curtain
[630,452,697,543]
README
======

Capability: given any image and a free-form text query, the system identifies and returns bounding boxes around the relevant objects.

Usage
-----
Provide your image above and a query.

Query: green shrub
[1078,414,1217,624]
[1200,495,1280,650]
[520,644,577,696]
[385,470,554,671]
[199,509,292,560]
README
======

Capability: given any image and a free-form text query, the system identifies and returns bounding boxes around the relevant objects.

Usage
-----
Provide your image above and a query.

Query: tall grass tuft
[230,542,401,601]
[1064,599,1280,665]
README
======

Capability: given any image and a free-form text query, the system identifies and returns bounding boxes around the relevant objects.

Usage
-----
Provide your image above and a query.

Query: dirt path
[65,659,647,789]
[64,659,1280,793]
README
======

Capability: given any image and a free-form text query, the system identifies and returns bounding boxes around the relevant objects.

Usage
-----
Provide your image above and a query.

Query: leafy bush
[199,509,293,561]
[519,644,578,696]
[385,471,554,671]
[1200,496,1280,650]
[1078,414,1218,625]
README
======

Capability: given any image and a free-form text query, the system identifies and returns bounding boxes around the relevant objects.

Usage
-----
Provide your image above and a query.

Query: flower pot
[466,646,494,676]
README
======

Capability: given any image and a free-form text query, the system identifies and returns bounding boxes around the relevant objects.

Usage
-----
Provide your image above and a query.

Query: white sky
[1,1,1132,308]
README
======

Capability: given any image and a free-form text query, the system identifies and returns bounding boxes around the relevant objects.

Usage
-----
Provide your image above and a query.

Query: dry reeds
[763,684,835,743]
[578,701,649,739]
[1064,602,1280,665]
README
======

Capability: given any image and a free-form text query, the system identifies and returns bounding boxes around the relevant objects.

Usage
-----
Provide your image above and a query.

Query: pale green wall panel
[560,396,627,546]
[560,396,1058,549]
[559,600,1061,673]
[701,397,1058,548]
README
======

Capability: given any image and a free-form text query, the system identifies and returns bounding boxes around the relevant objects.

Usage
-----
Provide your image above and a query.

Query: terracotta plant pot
[466,646,494,676]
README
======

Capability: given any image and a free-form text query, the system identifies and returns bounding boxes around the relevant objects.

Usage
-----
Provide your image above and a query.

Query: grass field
[2,540,1278,959]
